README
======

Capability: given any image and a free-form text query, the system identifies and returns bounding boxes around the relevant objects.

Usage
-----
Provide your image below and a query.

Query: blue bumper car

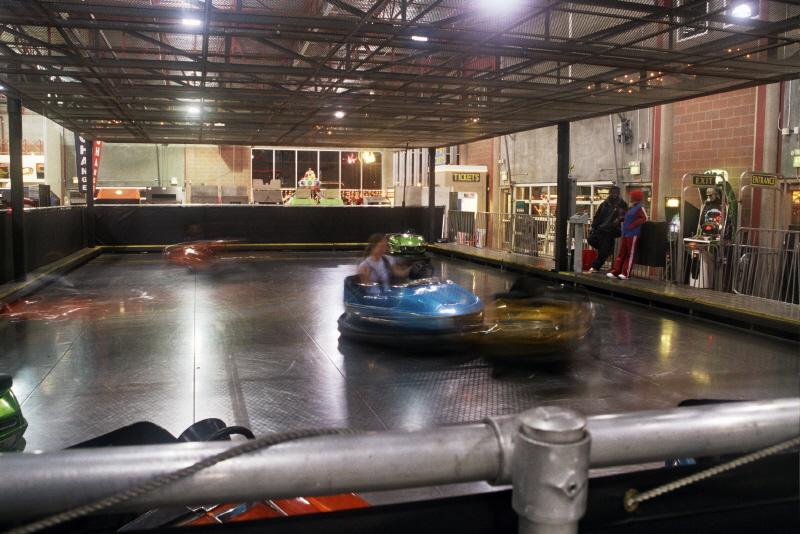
[337,275,484,345]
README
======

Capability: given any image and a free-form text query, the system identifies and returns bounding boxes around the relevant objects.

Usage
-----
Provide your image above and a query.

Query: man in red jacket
[608,189,647,280]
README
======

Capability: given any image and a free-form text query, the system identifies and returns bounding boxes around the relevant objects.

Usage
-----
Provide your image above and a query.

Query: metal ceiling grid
[0,0,798,148]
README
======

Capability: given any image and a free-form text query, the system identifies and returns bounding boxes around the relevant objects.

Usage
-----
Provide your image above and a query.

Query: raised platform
[430,243,800,342]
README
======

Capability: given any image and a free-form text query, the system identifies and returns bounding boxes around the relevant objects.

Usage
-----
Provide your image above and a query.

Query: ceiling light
[334,110,345,119]
[731,3,753,18]
[186,106,201,114]
[213,122,225,127]
[0,85,5,90]
[182,18,203,27]
[411,35,428,42]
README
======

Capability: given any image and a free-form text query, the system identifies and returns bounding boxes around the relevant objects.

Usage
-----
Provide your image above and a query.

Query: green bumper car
[0,374,27,452]
[387,231,434,279]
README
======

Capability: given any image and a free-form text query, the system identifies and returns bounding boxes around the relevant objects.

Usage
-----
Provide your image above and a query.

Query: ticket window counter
[450,191,478,212]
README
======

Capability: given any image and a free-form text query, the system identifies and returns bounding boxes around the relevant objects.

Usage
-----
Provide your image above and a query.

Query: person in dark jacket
[588,186,628,273]
[608,189,648,280]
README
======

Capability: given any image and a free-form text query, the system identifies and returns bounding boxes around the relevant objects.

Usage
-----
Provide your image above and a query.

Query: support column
[654,103,674,221]
[8,97,25,280]
[428,146,436,242]
[86,140,95,247]
[555,122,570,272]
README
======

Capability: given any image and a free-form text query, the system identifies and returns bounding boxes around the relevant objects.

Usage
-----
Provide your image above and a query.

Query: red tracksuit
[610,203,647,278]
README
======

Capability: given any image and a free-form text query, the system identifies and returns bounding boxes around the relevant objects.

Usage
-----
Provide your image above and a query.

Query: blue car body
[339,276,484,339]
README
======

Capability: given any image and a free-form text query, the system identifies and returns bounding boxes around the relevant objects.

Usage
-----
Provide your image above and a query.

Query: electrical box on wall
[791,148,800,169]
[629,161,641,175]
[616,118,633,144]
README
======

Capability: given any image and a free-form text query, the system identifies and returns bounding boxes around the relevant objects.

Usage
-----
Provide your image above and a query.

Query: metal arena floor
[2,252,798,454]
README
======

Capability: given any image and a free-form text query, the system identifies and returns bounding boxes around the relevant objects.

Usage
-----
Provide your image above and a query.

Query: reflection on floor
[2,252,798,457]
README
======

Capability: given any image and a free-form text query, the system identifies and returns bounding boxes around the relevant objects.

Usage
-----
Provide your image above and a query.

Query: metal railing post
[512,407,590,534]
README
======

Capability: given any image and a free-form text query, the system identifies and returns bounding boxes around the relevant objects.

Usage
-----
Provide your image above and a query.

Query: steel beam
[7,96,25,280]
[428,146,436,242]
[555,121,570,272]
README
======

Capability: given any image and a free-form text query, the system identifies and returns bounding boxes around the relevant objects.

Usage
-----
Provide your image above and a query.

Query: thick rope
[624,435,800,512]
[8,427,359,534]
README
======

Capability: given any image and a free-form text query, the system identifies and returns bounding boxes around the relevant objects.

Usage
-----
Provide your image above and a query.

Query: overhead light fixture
[411,35,428,42]
[731,3,753,18]
[186,105,201,114]
[182,18,203,27]
[213,122,225,127]
[334,110,345,119]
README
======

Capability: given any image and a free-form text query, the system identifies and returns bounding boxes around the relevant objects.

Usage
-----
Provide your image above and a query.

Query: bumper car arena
[1,2,799,533]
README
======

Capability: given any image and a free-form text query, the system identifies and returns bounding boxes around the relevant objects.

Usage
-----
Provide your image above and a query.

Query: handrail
[0,398,796,521]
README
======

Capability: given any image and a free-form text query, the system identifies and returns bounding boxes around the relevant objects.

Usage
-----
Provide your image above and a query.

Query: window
[297,151,317,184]
[341,152,360,189]
[274,150,296,188]
[319,151,340,188]
[361,151,382,190]
[251,149,274,185]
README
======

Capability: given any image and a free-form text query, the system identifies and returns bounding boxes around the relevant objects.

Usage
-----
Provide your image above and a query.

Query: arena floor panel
[2,252,797,454]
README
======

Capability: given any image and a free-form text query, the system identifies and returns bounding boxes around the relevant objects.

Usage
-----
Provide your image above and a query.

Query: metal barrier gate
[446,210,553,258]
[731,227,800,304]
[1,399,797,534]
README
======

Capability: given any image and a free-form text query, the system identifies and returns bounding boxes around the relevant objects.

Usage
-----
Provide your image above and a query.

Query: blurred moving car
[339,275,593,355]
[479,278,594,355]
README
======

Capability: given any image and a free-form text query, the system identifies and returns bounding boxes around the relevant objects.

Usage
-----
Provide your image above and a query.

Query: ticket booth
[435,165,487,212]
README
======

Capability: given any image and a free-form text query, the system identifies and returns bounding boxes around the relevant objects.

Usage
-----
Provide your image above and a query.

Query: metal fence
[677,227,800,304]
[446,210,553,258]
[446,210,664,279]
[730,228,800,304]
[1,399,797,533]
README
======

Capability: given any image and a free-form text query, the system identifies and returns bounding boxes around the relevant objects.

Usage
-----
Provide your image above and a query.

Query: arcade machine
[679,171,737,289]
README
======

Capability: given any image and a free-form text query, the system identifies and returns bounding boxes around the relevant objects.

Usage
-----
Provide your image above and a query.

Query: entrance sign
[750,173,777,187]
[453,173,481,183]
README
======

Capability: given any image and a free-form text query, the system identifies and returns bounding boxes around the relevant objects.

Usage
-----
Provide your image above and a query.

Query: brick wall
[671,87,755,194]
[185,145,252,188]
[461,138,493,168]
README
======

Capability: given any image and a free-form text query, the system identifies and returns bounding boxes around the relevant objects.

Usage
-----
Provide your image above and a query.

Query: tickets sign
[452,173,481,183]
[691,174,716,187]
[750,173,778,187]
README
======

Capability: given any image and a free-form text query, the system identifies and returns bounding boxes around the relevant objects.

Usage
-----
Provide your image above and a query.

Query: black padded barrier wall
[93,206,445,246]
[23,207,87,273]
[636,221,668,268]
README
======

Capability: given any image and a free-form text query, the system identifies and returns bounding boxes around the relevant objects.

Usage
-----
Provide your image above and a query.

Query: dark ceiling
[0,0,799,148]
